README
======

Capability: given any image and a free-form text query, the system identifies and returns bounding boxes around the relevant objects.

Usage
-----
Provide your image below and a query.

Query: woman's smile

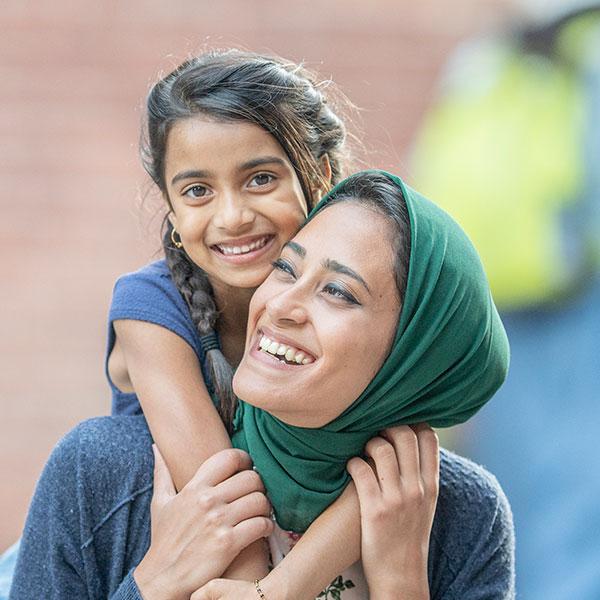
[233,202,401,428]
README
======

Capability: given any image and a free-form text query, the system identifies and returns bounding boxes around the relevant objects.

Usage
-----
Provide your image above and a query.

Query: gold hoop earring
[170,227,183,249]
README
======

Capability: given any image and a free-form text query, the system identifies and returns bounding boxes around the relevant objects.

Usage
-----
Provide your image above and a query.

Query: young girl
[105,48,369,587]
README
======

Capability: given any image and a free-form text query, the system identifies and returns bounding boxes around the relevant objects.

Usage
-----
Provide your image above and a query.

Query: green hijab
[232,170,509,533]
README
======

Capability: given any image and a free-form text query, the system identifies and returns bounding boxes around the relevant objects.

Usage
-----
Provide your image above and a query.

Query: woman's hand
[133,445,274,600]
[347,424,439,600]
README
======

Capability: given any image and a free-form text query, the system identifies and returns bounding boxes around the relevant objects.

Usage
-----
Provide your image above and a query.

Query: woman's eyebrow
[323,259,371,294]
[284,241,306,257]
[283,241,370,294]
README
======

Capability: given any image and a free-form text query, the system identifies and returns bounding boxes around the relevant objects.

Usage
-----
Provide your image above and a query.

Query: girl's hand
[347,424,439,600]
[134,445,274,600]
[190,578,263,600]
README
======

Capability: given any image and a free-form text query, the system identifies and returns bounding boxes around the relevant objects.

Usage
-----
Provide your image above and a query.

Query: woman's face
[164,117,308,295]
[233,202,401,427]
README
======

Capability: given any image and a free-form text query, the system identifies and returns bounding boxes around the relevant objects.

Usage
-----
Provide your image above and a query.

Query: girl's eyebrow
[240,156,287,170]
[171,156,287,185]
[171,169,211,185]
[283,241,371,295]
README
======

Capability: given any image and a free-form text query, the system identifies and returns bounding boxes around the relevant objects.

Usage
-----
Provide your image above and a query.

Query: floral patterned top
[269,523,369,599]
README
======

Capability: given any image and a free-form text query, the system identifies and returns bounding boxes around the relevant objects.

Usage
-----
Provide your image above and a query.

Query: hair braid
[144,49,358,433]
[163,223,238,432]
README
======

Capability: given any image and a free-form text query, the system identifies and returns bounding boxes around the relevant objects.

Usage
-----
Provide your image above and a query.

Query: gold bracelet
[254,579,266,599]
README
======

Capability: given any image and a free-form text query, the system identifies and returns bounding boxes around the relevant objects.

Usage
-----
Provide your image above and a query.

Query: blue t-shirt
[105,259,219,415]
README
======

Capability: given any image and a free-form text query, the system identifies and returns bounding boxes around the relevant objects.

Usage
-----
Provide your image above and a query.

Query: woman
[10,171,514,599]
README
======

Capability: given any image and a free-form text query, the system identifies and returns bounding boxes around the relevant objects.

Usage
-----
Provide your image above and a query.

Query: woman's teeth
[216,236,270,255]
[258,335,314,365]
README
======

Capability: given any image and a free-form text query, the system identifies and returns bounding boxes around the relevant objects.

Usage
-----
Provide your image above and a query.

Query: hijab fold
[232,170,509,532]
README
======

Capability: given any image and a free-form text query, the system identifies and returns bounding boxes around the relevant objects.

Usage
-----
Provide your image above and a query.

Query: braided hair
[142,49,351,431]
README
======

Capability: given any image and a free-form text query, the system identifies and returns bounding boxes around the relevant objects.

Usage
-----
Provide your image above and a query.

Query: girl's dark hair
[321,172,411,303]
[141,49,349,431]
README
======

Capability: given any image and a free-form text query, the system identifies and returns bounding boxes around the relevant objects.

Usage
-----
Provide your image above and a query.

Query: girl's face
[164,117,308,295]
[233,202,402,428]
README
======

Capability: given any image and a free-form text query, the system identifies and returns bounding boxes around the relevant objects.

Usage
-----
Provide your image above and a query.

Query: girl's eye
[272,258,296,278]
[323,284,359,305]
[249,173,275,188]
[184,185,209,199]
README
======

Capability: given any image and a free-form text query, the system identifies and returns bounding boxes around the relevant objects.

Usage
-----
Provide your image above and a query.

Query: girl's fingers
[347,456,381,508]
[226,491,271,525]
[364,436,402,494]
[412,424,440,495]
[152,445,176,508]
[214,468,265,503]
[189,448,253,488]
[382,426,420,487]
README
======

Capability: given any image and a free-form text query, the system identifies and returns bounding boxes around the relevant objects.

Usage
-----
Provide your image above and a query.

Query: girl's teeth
[219,236,269,256]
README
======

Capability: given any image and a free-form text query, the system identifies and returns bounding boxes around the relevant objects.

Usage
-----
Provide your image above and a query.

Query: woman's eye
[323,284,359,305]
[184,185,209,199]
[249,173,274,188]
[272,258,296,278]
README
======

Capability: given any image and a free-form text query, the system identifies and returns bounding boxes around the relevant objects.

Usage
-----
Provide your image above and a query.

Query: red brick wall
[0,0,510,549]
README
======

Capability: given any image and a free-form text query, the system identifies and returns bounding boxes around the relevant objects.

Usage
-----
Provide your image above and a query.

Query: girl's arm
[191,424,438,600]
[112,319,269,579]
[190,483,362,600]
[348,424,439,600]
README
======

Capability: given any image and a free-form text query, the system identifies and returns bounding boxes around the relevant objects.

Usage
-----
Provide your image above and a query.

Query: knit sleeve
[109,569,144,600]
[430,450,516,600]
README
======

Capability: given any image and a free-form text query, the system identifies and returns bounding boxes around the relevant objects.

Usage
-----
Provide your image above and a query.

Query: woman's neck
[211,281,255,367]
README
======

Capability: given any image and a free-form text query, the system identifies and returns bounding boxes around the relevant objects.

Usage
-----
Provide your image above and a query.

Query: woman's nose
[212,193,256,233]
[265,286,309,326]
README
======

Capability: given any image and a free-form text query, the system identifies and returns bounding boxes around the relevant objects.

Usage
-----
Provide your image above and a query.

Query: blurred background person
[411,2,600,599]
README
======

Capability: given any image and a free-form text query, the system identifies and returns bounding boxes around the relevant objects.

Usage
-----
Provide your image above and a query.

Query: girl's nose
[212,193,256,233]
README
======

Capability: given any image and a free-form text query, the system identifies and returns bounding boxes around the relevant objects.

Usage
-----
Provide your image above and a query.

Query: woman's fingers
[214,468,265,503]
[189,448,253,488]
[227,490,271,524]
[382,425,421,487]
[364,436,402,493]
[347,456,380,509]
[412,424,440,497]
[232,516,274,549]
[151,444,176,509]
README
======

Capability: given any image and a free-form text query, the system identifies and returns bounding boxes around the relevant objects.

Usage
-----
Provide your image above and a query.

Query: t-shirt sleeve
[108,262,202,359]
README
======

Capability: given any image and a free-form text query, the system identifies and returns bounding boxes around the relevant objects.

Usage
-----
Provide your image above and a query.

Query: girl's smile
[163,117,308,296]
